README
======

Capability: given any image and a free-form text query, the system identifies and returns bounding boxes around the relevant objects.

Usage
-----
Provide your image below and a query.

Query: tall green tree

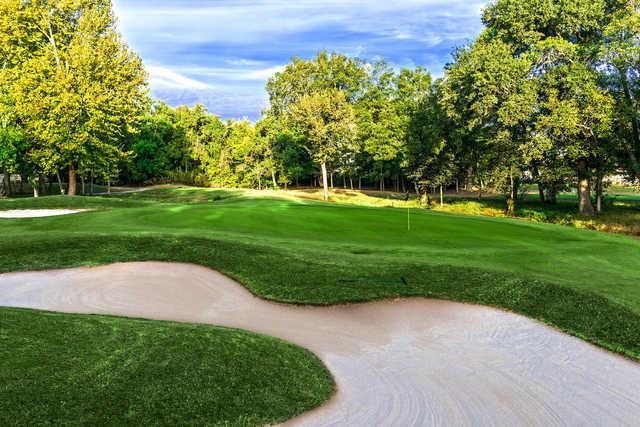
[600,6,640,180]
[9,0,147,195]
[289,89,356,200]
[442,37,537,211]
[0,68,24,196]
[462,0,629,215]
[266,51,366,115]
[406,80,457,204]
[356,62,404,192]
[533,45,615,215]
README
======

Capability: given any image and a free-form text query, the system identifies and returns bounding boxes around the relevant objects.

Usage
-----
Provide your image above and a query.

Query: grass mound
[0,308,334,426]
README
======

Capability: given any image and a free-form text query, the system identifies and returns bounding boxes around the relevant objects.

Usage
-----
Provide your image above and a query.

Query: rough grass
[435,194,640,236]
[1,187,639,361]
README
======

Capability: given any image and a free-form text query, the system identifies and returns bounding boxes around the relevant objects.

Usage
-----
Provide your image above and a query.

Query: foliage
[2,0,640,218]
[1,0,147,194]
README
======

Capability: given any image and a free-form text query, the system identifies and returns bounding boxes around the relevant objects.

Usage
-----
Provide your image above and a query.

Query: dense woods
[1,0,639,216]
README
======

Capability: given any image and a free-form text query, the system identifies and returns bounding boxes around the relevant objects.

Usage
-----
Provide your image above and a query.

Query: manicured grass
[1,187,640,361]
[0,308,334,426]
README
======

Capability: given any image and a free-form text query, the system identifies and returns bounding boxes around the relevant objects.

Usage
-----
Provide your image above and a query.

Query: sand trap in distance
[0,209,89,218]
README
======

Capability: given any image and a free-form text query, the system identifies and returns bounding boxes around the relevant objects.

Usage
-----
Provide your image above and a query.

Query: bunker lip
[1,262,639,426]
[0,209,90,218]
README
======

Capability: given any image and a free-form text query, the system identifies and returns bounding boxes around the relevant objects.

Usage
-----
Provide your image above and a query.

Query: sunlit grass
[1,186,639,360]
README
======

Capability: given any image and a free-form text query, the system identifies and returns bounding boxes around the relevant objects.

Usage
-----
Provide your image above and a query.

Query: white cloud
[243,65,287,80]
[114,0,486,45]
[174,65,286,82]
[112,0,488,119]
[146,66,212,90]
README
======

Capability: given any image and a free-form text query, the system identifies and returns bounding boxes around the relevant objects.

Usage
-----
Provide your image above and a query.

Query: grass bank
[0,308,334,426]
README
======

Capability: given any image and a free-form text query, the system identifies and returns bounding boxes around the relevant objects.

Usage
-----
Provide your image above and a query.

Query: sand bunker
[1,262,639,426]
[0,209,88,218]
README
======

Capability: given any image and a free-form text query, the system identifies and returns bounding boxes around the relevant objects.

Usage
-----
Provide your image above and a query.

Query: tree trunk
[56,171,65,195]
[350,177,354,190]
[90,171,94,195]
[547,184,558,205]
[440,184,444,207]
[466,165,474,191]
[330,172,334,189]
[531,164,545,203]
[596,173,603,214]
[321,163,329,201]
[3,168,11,196]
[577,158,595,216]
[68,165,77,196]
[455,178,459,194]
[19,174,25,194]
[271,169,277,189]
[29,175,38,197]
[38,174,47,196]
[108,178,111,195]
[358,176,362,190]
[81,176,85,195]
[507,171,519,216]
[537,183,546,203]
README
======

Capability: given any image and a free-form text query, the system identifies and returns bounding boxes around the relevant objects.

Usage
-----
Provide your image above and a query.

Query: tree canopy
[1,0,639,217]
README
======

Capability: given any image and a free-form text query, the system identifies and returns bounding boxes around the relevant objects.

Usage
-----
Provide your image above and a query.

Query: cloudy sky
[112,0,488,120]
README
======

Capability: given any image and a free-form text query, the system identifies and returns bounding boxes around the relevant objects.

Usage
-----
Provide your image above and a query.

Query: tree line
[1,0,639,216]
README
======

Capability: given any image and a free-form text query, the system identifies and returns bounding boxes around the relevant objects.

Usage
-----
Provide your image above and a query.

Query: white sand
[1,262,639,426]
[0,209,88,218]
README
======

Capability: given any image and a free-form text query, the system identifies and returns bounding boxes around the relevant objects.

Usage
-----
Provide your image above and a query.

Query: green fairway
[0,308,334,426]
[1,186,640,361]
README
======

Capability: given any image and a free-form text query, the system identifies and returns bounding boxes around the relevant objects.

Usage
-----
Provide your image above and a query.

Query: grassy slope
[0,308,334,426]
[1,187,639,360]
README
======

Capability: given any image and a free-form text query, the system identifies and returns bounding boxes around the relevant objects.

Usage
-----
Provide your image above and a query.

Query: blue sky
[113,0,488,120]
